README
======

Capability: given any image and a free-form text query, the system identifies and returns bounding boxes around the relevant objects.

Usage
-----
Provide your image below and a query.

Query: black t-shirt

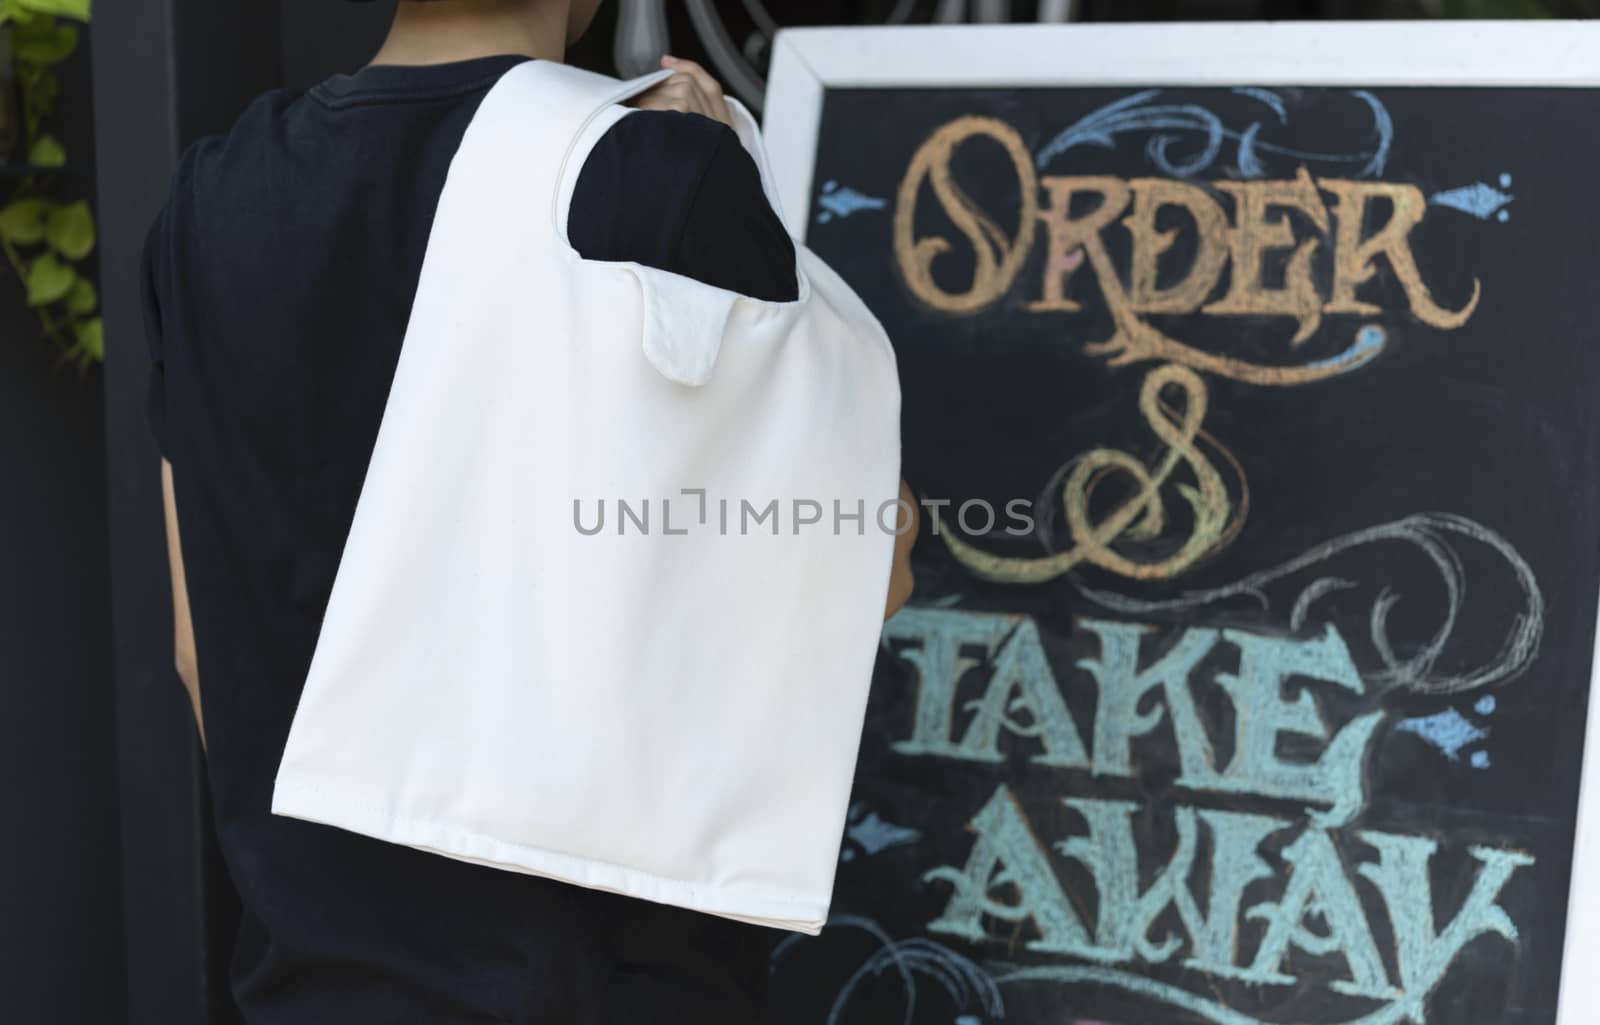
[141,56,795,1024]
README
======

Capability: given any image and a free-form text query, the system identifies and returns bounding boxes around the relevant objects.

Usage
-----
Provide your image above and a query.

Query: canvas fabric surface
[271,62,902,934]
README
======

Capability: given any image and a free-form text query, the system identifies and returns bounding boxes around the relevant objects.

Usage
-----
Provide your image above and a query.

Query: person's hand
[885,480,918,621]
[629,55,733,128]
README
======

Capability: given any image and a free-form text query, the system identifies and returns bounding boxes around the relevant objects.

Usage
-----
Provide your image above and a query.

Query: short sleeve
[140,210,170,460]
[671,127,797,303]
[567,109,798,303]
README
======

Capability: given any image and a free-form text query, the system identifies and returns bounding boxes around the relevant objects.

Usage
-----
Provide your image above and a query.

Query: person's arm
[162,457,205,747]
[884,480,918,620]
[144,203,204,747]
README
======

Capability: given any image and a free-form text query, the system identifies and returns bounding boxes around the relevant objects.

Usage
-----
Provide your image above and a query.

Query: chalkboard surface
[762,37,1600,1025]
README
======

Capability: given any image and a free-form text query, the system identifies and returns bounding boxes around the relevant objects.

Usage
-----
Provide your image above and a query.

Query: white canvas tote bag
[270,61,902,934]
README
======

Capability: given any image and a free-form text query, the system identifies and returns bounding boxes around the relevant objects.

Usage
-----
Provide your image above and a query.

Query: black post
[91,2,280,1023]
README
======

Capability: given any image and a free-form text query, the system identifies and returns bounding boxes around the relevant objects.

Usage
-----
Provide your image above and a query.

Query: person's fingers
[630,80,702,119]
[661,55,733,126]
[669,79,717,122]
[662,56,723,101]
[630,73,725,124]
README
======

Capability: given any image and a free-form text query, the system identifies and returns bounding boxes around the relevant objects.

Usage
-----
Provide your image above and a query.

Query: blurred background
[301,0,1600,105]
[1,1,1590,1024]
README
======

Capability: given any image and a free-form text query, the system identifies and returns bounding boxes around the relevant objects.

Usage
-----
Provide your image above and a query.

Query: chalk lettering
[894,116,1482,384]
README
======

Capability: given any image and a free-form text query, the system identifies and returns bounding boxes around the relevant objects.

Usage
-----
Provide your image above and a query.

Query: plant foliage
[0,0,97,368]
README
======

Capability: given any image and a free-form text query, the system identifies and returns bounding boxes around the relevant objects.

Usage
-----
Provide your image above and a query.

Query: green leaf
[44,199,93,259]
[13,19,77,65]
[72,316,103,363]
[64,277,95,315]
[28,134,65,167]
[19,63,58,99]
[0,0,39,24]
[14,0,90,22]
[6,9,50,37]
[20,66,60,126]
[24,251,74,305]
[0,197,50,244]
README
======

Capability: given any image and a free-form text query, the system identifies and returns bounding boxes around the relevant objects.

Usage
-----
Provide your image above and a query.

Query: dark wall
[280,0,392,92]
[0,256,124,1025]
[0,35,125,1025]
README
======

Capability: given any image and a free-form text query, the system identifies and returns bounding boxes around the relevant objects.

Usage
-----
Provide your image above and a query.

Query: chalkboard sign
[760,22,1600,1025]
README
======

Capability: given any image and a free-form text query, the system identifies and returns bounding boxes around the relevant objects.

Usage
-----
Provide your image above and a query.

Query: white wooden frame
[761,21,1600,1024]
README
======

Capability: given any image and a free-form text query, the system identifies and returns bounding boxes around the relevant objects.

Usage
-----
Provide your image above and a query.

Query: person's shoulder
[146,88,287,248]
[568,109,735,266]
[145,89,304,257]
[173,88,302,195]
[604,107,735,166]
[577,107,737,213]
[573,108,797,301]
